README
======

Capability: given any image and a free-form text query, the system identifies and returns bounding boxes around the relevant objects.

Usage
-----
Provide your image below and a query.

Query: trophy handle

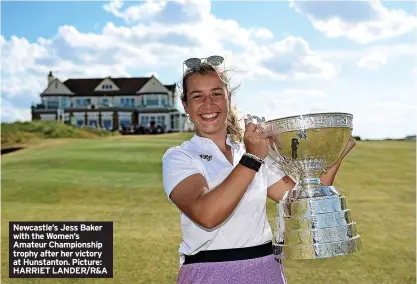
[246,114,266,127]
[246,114,287,175]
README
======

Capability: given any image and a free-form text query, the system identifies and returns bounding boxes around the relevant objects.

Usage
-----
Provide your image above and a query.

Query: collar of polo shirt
[191,134,236,148]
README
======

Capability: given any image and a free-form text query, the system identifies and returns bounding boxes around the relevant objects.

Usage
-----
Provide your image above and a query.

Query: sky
[1,0,416,139]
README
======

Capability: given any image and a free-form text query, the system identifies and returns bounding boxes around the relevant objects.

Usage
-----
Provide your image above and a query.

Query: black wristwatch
[239,153,264,172]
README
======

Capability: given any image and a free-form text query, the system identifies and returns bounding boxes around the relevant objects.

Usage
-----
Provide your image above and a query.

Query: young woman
[162,56,356,284]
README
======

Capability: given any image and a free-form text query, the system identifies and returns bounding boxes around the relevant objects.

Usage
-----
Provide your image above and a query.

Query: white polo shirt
[162,134,285,265]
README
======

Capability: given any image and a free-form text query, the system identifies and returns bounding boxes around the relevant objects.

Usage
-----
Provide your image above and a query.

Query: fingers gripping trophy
[246,112,362,260]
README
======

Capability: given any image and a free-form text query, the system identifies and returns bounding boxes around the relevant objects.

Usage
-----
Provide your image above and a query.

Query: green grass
[1,121,118,148]
[1,134,415,283]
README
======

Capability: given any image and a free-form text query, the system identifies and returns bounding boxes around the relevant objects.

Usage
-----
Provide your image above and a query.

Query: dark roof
[42,76,176,96]
[165,84,176,93]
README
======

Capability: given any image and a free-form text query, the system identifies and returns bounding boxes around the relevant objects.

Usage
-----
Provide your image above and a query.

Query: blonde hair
[180,63,243,142]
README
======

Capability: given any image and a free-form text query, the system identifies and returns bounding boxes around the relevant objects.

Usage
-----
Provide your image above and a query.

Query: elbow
[199,220,218,230]
[190,208,221,230]
[319,173,334,186]
[195,214,221,230]
[320,176,333,186]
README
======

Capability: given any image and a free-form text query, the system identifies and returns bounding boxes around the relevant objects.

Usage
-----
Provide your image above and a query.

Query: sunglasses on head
[183,55,224,69]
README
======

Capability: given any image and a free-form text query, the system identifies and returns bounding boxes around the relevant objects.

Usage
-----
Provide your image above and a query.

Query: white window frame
[101,112,113,130]
[118,111,132,128]
[73,112,85,127]
[87,112,99,128]
[139,113,168,129]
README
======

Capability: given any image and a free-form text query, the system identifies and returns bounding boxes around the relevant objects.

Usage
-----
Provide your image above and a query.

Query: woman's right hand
[243,118,269,160]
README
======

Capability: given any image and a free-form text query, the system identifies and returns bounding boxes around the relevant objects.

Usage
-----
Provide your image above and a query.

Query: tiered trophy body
[249,112,361,260]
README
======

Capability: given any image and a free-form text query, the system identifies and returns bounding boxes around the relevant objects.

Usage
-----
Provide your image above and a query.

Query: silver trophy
[247,112,361,260]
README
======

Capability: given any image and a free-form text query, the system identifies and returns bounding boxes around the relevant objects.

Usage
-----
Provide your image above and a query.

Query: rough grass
[1,121,118,148]
[1,134,415,283]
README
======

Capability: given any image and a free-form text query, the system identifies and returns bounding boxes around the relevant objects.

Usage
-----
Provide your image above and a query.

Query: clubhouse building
[31,72,191,133]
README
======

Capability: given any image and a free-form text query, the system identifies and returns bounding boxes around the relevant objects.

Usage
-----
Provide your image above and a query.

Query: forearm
[320,136,356,186]
[267,175,296,202]
[320,158,343,186]
[193,164,257,228]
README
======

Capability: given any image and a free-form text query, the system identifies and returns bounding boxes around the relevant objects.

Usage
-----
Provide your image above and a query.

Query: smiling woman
[161,57,293,284]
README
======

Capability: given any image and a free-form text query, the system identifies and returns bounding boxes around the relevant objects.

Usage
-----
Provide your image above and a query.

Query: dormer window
[102,84,113,90]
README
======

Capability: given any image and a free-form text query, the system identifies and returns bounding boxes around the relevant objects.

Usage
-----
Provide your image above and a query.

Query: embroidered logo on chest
[199,154,212,161]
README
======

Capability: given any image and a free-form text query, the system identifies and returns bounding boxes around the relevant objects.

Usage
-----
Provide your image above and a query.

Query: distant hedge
[1,121,118,147]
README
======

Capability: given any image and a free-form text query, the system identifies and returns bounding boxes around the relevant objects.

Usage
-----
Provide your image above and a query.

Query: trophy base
[277,208,352,230]
[274,187,362,260]
[273,235,361,260]
[275,222,358,245]
[278,194,348,217]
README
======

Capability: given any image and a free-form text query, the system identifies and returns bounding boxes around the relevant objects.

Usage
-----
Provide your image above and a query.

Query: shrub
[1,121,118,146]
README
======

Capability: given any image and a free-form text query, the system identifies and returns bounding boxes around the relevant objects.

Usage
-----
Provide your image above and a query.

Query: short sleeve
[162,148,203,202]
[265,157,286,188]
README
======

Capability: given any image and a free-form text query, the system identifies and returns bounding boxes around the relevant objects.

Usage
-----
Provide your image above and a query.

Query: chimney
[48,71,54,85]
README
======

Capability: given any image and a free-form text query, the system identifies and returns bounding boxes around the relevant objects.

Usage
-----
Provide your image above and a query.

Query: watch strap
[239,153,263,172]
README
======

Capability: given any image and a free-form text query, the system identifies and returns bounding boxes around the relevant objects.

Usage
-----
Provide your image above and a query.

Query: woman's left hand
[321,135,356,184]
[340,135,356,159]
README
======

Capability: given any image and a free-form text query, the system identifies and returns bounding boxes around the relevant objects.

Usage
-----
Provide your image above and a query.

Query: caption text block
[9,221,113,278]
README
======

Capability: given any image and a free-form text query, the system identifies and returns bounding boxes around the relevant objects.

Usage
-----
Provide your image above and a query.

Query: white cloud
[290,0,417,44]
[235,88,330,122]
[259,36,337,80]
[281,89,327,97]
[357,52,387,69]
[1,74,46,100]
[320,43,416,60]
[411,65,417,77]
[224,36,337,81]
[1,35,50,75]
[104,0,167,24]
[354,96,416,139]
[232,88,330,131]
[103,0,123,16]
[316,43,416,74]
[250,28,274,40]
[104,0,210,24]
[1,99,32,122]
